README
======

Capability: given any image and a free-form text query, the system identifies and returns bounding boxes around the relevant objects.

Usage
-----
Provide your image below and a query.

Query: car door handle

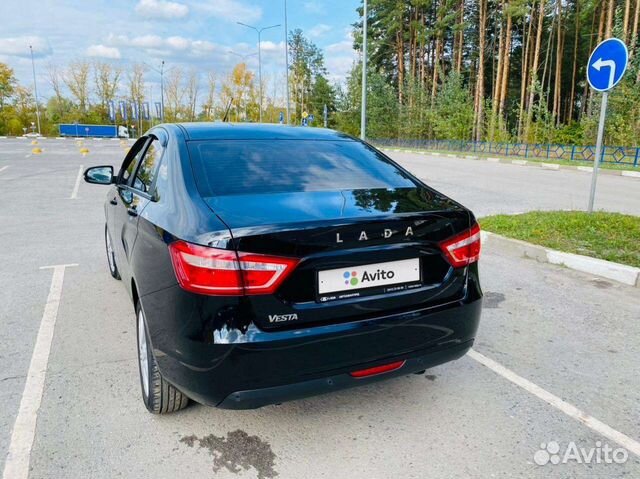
[127,207,138,217]
[109,198,117,205]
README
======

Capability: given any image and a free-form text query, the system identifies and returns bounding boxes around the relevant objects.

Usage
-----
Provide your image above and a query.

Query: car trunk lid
[201,186,472,330]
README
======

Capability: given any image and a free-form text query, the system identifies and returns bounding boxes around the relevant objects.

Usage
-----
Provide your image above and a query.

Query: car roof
[172,122,355,141]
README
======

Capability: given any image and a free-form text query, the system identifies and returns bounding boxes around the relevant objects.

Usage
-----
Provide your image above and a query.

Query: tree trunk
[499,12,513,118]
[541,12,556,98]
[518,7,534,136]
[490,0,506,140]
[474,0,487,141]
[553,0,563,124]
[431,35,441,102]
[632,0,640,57]
[623,0,632,41]
[420,10,426,87]
[524,0,546,141]
[397,27,405,104]
[568,0,580,121]
[582,6,597,118]
[493,0,505,109]
[597,1,605,43]
[410,6,417,80]
[431,3,443,103]
[456,0,464,73]
[606,0,614,38]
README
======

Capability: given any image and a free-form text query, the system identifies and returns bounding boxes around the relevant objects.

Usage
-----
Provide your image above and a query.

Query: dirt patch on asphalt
[484,292,506,308]
[181,430,278,479]
[591,279,613,289]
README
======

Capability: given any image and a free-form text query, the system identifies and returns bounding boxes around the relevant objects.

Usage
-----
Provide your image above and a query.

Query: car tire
[136,303,190,414]
[105,225,121,280]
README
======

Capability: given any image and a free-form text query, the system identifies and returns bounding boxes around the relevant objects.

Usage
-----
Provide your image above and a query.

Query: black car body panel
[99,123,482,409]
[140,263,481,407]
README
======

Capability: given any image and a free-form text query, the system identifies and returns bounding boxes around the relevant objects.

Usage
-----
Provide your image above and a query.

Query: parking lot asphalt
[388,150,640,216]
[1,137,639,478]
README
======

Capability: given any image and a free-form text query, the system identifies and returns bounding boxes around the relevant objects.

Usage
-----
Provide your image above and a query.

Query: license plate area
[317,258,422,302]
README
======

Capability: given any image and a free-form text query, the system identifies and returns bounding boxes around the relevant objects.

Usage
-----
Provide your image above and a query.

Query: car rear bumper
[142,283,482,408]
[217,340,473,409]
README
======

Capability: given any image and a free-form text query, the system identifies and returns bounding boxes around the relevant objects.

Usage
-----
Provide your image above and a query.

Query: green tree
[432,72,474,140]
[335,62,398,138]
[0,63,17,110]
[288,29,329,122]
[220,63,258,122]
[309,75,336,126]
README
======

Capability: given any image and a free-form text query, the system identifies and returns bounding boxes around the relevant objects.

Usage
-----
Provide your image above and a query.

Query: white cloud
[135,0,189,19]
[325,40,353,55]
[131,35,165,49]
[326,55,355,83]
[303,1,325,14]
[324,38,357,83]
[166,36,191,50]
[86,44,121,59]
[191,40,216,54]
[193,0,262,23]
[0,36,51,58]
[257,41,286,67]
[258,41,284,52]
[106,33,223,59]
[309,24,332,38]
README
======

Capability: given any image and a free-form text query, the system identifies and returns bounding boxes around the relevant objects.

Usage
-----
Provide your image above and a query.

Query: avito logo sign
[343,268,396,287]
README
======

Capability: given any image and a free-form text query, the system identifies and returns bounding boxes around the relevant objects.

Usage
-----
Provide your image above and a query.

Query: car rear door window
[188,140,416,197]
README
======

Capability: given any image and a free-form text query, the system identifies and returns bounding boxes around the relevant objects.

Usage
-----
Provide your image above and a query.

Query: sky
[0,0,360,104]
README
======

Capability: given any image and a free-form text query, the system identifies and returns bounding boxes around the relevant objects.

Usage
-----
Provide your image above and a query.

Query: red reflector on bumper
[349,360,406,378]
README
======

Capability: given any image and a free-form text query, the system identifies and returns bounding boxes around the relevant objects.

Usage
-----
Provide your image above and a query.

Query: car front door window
[119,137,149,185]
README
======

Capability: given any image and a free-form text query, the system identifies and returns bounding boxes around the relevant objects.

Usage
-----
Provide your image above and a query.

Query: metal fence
[373,139,640,167]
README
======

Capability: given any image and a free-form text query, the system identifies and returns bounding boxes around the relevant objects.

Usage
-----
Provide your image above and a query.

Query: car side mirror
[84,165,114,185]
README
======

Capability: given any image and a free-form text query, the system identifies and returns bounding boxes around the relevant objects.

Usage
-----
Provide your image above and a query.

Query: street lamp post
[160,60,165,122]
[284,0,291,124]
[29,45,41,135]
[144,61,168,122]
[237,22,281,123]
[360,0,368,141]
[229,50,258,62]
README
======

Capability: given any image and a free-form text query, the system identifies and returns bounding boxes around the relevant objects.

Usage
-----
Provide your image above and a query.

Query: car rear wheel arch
[131,278,139,311]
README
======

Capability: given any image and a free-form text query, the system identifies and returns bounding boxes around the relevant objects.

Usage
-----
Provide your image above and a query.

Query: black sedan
[84,124,482,413]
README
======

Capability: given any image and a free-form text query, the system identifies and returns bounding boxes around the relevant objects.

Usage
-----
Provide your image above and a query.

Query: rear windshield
[188,140,417,196]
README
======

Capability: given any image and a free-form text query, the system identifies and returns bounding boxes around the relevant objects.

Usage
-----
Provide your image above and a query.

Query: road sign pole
[585,38,628,213]
[587,92,609,213]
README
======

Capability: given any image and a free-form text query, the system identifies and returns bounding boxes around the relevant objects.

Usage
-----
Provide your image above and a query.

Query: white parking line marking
[2,264,78,479]
[468,349,640,458]
[70,165,84,199]
[0,166,8,173]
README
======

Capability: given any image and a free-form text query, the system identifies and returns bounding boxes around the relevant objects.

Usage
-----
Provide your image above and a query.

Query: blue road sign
[587,38,628,92]
[308,114,314,122]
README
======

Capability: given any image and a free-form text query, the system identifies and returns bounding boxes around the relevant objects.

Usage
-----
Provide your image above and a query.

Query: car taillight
[168,240,299,296]
[439,223,481,268]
